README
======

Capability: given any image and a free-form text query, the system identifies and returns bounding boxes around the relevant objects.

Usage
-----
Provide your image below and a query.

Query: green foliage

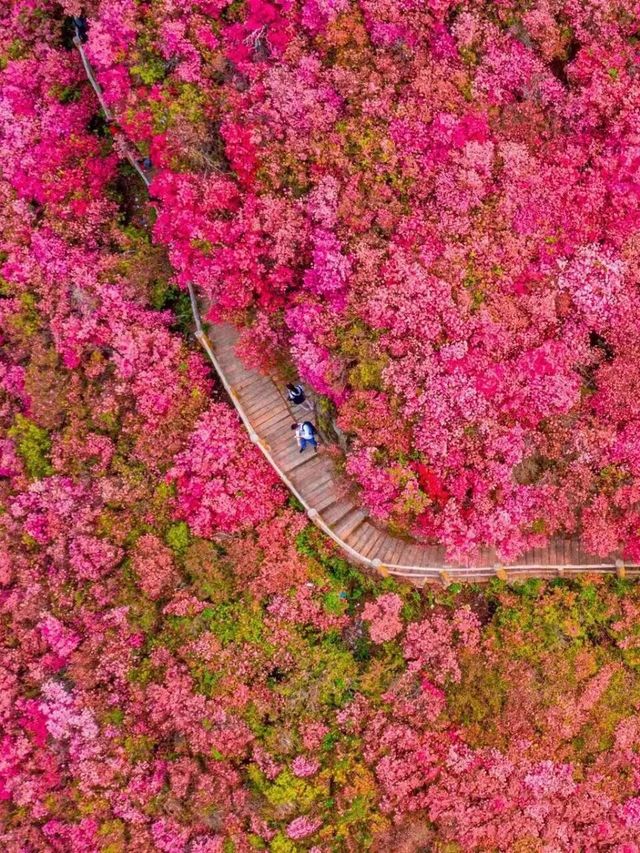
[192,665,222,697]
[8,414,53,479]
[7,38,26,60]
[260,770,320,813]
[323,590,349,616]
[447,652,508,730]
[103,708,125,726]
[279,635,359,710]
[201,601,265,647]
[165,521,190,555]
[287,493,305,513]
[348,359,387,391]
[221,0,247,23]
[336,320,388,392]
[149,83,206,133]
[150,281,194,337]
[314,394,342,444]
[131,54,167,85]
[123,734,156,763]
[268,834,297,853]
[51,83,82,104]
[490,579,616,664]
[125,595,158,637]
[9,292,41,338]
[511,577,544,599]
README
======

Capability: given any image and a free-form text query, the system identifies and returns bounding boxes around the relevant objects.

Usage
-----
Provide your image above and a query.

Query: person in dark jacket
[286,383,313,412]
[73,15,89,44]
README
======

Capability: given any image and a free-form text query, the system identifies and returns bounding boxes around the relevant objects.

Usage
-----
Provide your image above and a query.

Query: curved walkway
[75,35,640,586]
[190,290,639,585]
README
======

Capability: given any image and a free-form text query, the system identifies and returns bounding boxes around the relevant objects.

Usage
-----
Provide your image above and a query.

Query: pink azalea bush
[169,404,285,537]
[362,593,404,643]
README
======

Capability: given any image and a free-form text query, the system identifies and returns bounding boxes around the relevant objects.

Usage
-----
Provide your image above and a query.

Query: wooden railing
[74,36,151,189]
[74,35,640,584]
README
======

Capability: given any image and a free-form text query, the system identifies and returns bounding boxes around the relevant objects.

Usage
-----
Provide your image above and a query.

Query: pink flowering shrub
[286,815,322,840]
[131,534,180,600]
[169,404,285,536]
[362,593,404,643]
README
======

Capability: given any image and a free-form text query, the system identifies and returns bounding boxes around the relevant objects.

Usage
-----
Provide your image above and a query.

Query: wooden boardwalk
[196,314,640,586]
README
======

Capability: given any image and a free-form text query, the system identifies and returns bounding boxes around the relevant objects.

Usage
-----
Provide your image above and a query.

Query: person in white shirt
[291,421,318,453]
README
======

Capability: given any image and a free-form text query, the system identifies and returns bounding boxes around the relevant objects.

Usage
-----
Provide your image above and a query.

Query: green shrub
[8,414,53,479]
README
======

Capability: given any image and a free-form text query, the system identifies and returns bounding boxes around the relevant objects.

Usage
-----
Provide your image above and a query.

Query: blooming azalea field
[46,0,640,562]
[5,1,640,851]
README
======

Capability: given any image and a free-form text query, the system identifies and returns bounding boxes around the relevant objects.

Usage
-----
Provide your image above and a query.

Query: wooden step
[334,508,369,540]
[321,500,354,527]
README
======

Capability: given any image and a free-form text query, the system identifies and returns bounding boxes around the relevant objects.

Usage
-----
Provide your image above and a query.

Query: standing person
[73,15,89,43]
[286,383,313,412]
[291,421,318,453]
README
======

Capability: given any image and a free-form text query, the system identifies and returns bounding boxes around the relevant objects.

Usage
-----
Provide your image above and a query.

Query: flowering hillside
[51,0,640,562]
[6,4,640,850]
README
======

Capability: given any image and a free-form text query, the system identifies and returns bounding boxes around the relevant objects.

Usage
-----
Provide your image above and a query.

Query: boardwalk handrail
[74,36,151,188]
[73,35,640,584]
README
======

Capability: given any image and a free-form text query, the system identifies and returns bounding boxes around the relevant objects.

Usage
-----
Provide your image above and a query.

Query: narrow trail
[75,33,639,586]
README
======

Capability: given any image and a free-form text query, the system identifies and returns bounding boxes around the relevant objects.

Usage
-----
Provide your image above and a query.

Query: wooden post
[371,558,389,576]
[439,570,451,589]
[494,565,508,582]
[123,146,151,188]
[74,37,154,191]
[187,282,203,334]
[616,559,626,579]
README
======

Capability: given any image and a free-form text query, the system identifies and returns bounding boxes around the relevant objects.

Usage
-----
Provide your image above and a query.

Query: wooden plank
[376,538,400,566]
[349,523,375,553]
[296,470,335,497]
[253,410,294,433]
[282,451,323,476]
[335,509,369,540]
[244,396,281,418]
[400,544,425,568]
[392,538,412,564]
[322,501,355,526]
[263,428,299,451]
[314,491,342,513]
[358,527,388,560]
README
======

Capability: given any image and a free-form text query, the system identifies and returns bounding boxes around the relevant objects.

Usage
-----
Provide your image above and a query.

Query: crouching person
[292,421,318,453]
